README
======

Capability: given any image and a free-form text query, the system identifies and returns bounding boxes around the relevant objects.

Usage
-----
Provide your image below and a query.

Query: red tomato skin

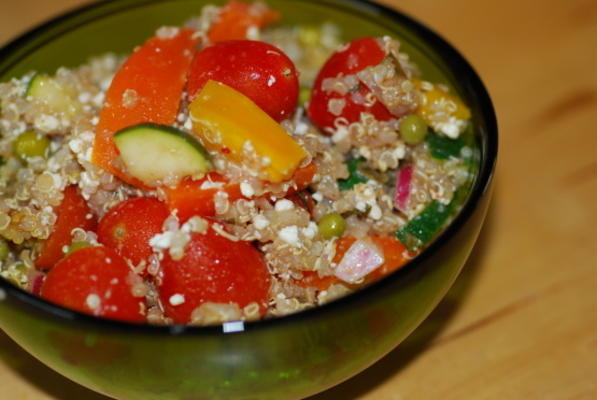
[187,40,299,122]
[35,185,97,270]
[308,37,393,133]
[158,225,271,324]
[41,246,146,323]
[97,197,169,271]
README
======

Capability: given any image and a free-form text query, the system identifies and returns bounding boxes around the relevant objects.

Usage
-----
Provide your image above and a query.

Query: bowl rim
[0,0,498,336]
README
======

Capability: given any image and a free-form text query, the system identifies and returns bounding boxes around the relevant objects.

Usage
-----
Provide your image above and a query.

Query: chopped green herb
[396,187,467,250]
[338,157,368,190]
[427,131,465,160]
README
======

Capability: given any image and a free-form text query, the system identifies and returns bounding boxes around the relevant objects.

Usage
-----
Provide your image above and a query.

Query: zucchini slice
[114,123,212,187]
[26,73,79,116]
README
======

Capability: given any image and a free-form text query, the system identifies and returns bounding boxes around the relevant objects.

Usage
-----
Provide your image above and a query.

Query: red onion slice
[334,238,384,284]
[395,165,413,212]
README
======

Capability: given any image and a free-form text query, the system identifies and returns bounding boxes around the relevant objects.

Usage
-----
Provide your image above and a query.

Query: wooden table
[1,0,596,398]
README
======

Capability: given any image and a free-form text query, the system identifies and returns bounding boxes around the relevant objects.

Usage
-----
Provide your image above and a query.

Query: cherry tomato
[158,223,271,324]
[41,246,146,323]
[187,40,299,122]
[35,185,97,270]
[97,197,169,271]
[308,37,394,133]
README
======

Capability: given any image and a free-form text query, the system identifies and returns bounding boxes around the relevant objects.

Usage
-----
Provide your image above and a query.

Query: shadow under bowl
[0,0,497,399]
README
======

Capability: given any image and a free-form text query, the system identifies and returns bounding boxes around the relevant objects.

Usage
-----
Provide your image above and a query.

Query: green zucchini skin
[114,123,212,186]
[25,73,79,116]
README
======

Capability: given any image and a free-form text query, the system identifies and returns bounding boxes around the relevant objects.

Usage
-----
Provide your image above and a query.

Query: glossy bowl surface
[0,1,497,399]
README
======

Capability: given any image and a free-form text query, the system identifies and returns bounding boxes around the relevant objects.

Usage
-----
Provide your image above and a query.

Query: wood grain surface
[1,0,596,399]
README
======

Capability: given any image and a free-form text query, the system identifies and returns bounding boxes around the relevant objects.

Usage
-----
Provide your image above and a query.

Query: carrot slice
[92,28,197,186]
[164,163,316,222]
[286,162,317,195]
[296,271,341,291]
[330,236,412,284]
[35,185,97,270]
[163,173,243,222]
[208,1,280,43]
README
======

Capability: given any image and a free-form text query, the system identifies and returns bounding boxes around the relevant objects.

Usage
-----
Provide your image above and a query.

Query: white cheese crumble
[246,25,260,40]
[302,222,318,239]
[275,199,295,212]
[279,225,300,247]
[253,214,270,230]
[156,26,180,39]
[240,182,255,198]
[200,180,225,190]
[169,294,186,306]
[86,294,101,311]
[149,231,176,251]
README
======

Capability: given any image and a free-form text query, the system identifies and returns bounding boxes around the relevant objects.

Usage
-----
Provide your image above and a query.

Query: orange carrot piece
[35,185,97,270]
[92,28,197,186]
[332,236,412,283]
[164,163,316,222]
[208,1,280,43]
[287,162,317,195]
[295,271,341,291]
[163,174,243,222]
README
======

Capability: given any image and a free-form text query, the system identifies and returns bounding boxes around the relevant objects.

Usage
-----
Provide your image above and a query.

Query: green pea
[66,241,91,256]
[299,87,312,107]
[318,213,346,239]
[399,114,428,145]
[0,239,9,261]
[14,130,51,161]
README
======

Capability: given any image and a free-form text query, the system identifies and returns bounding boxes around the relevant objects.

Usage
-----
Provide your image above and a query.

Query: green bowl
[0,1,497,399]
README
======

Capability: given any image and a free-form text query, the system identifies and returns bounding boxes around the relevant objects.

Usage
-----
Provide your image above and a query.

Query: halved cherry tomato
[158,223,271,324]
[97,197,169,271]
[308,37,394,133]
[187,40,299,122]
[41,246,146,323]
[92,28,196,186]
[208,0,280,43]
[35,185,97,270]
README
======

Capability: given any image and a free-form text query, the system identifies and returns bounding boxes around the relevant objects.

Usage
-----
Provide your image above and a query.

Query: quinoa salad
[0,1,478,325]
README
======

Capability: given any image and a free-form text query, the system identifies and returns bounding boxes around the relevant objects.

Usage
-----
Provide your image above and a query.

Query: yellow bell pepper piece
[418,86,471,121]
[189,80,307,183]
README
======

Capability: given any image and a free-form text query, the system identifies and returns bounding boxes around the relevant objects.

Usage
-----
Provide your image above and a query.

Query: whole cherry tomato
[35,185,97,270]
[308,37,394,133]
[97,197,169,272]
[41,246,146,323]
[187,40,299,122]
[158,223,271,324]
